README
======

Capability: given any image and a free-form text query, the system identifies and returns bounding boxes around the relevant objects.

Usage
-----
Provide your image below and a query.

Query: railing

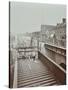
[38,51,66,85]
[44,43,66,57]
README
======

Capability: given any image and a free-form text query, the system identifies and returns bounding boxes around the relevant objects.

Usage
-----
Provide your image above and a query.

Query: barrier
[38,51,66,85]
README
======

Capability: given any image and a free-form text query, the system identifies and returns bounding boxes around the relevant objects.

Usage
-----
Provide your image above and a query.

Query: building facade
[40,18,66,48]
[55,18,66,48]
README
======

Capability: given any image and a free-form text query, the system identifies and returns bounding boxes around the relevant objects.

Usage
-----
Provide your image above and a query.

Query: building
[40,25,56,44]
[55,18,66,48]
[40,18,66,48]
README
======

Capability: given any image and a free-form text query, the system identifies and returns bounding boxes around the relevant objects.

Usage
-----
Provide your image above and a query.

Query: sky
[10,2,66,35]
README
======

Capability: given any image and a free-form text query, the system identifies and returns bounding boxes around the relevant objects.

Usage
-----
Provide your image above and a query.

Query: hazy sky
[10,2,66,35]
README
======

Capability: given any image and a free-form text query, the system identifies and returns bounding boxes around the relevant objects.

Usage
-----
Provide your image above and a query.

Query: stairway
[17,59,59,88]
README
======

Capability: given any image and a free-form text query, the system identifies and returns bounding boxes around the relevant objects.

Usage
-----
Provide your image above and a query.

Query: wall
[38,51,66,84]
[39,42,66,69]
[45,48,66,65]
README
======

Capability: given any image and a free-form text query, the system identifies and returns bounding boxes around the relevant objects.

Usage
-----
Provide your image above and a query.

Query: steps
[17,59,58,88]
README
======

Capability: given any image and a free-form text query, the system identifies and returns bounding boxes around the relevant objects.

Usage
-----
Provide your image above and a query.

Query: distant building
[55,18,66,47]
[40,25,56,44]
[29,18,66,48]
[40,18,66,48]
[31,31,40,40]
[31,31,41,48]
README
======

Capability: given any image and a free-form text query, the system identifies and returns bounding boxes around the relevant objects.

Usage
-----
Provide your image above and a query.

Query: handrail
[45,47,66,57]
[45,43,66,50]
[39,51,66,73]
[44,43,66,57]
